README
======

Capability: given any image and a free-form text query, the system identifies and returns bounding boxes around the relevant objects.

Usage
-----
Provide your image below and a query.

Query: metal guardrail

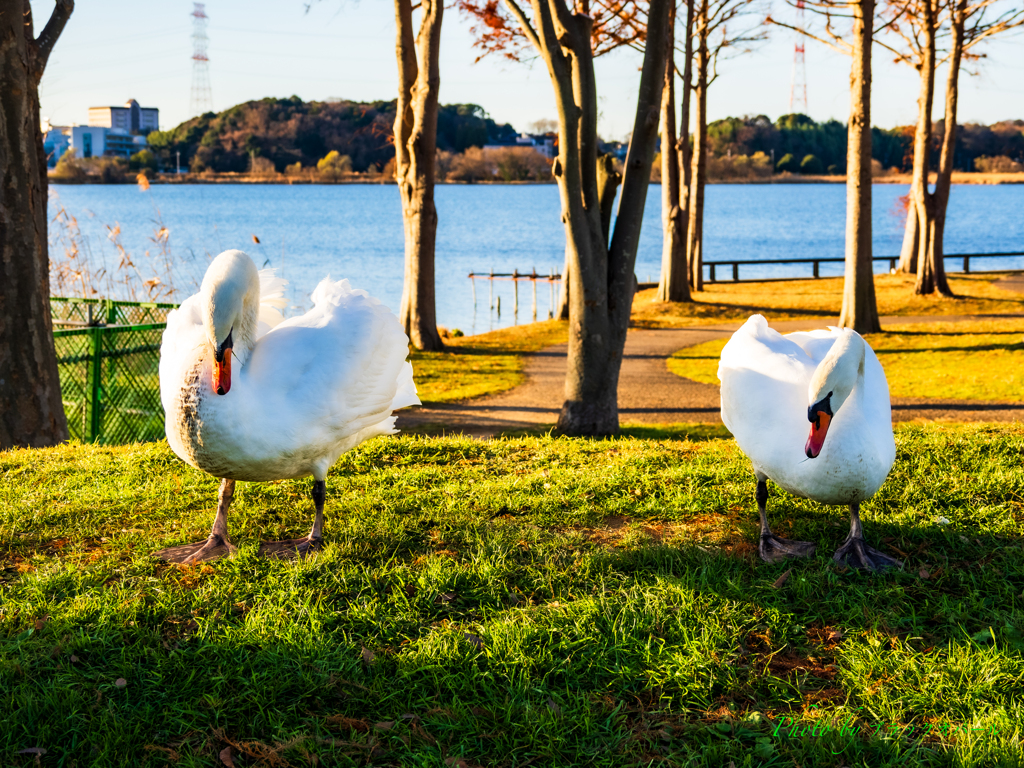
[703,251,1024,283]
[51,297,178,445]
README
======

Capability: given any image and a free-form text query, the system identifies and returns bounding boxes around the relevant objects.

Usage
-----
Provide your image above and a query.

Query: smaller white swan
[718,315,899,571]
[158,249,419,563]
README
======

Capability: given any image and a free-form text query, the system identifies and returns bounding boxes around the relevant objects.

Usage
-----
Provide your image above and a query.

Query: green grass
[2,425,1024,766]
[667,319,1024,402]
[411,320,567,403]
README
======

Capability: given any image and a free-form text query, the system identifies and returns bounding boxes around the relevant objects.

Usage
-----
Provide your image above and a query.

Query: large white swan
[157,249,419,563]
[718,315,899,571]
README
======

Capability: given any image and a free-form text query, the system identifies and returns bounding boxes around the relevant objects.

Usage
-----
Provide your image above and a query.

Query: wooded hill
[708,113,1024,173]
[146,96,518,174]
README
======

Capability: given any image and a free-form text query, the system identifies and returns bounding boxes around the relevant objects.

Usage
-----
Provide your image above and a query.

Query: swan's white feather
[718,314,894,504]
[160,264,419,483]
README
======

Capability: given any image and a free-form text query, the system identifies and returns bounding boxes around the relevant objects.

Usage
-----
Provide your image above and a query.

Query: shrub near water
[1,425,1023,766]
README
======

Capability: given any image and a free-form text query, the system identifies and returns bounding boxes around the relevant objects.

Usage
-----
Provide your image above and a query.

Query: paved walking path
[397,313,1024,437]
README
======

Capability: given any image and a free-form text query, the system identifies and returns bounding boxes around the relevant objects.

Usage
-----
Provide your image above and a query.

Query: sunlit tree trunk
[686,1,709,293]
[503,0,669,435]
[657,1,691,303]
[394,0,445,350]
[837,0,881,333]
[0,0,74,449]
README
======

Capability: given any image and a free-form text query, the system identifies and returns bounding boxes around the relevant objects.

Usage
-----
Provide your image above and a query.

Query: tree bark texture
[656,1,691,303]
[394,0,445,350]
[686,2,709,293]
[837,0,881,334]
[0,0,73,449]
[897,199,919,274]
[927,0,965,295]
[503,0,669,436]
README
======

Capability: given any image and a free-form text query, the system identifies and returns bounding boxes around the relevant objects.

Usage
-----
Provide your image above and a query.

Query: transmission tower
[789,0,808,113]
[189,3,214,117]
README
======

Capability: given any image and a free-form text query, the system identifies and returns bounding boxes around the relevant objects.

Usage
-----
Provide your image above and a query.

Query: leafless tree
[0,0,74,449]
[888,0,1023,295]
[769,0,893,333]
[686,0,767,292]
[460,0,670,435]
[394,0,445,350]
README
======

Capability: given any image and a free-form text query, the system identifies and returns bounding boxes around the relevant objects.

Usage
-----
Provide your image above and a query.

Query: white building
[88,99,158,136]
[70,125,147,159]
[41,119,71,166]
[483,133,556,159]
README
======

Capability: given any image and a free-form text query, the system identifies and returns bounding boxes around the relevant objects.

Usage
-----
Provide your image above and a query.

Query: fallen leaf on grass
[444,758,469,768]
[546,698,561,716]
[464,633,485,650]
[219,745,235,767]
[772,569,792,589]
[34,617,48,631]
[918,567,931,580]
[374,721,395,731]
[70,655,79,663]
[17,748,47,756]
[114,678,127,688]
[361,647,375,666]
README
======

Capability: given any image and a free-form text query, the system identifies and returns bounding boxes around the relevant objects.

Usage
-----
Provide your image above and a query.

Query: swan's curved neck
[808,331,866,413]
[200,251,261,369]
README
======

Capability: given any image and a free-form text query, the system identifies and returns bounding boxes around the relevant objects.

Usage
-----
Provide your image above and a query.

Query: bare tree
[394,0,445,351]
[460,0,669,435]
[686,0,766,292]
[657,0,695,302]
[890,0,1023,294]
[0,0,74,449]
[769,0,889,333]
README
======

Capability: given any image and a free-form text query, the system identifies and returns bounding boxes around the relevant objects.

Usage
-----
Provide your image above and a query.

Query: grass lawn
[411,320,567,403]
[2,425,1023,766]
[667,318,1024,401]
[632,273,1024,329]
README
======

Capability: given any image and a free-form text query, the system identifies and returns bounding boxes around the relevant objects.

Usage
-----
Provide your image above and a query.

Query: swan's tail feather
[258,268,289,329]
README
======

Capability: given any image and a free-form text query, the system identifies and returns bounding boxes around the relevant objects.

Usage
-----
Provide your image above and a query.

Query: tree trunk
[0,0,73,449]
[657,1,691,303]
[837,0,881,334]
[909,0,951,296]
[394,0,444,351]
[686,3,708,293]
[897,203,918,274]
[928,0,965,296]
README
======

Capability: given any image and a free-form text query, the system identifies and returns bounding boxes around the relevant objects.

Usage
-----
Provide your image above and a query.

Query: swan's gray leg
[259,480,326,560]
[832,502,902,572]
[756,476,816,563]
[157,479,238,564]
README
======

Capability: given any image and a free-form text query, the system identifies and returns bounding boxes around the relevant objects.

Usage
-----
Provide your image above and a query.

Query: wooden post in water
[531,267,537,322]
[513,269,519,321]
[489,269,493,309]
[497,295,501,316]
[470,272,476,306]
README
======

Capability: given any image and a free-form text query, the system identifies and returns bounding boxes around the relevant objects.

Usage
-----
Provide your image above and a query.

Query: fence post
[732,263,739,282]
[709,264,716,282]
[813,261,819,278]
[964,255,970,273]
[88,325,103,443]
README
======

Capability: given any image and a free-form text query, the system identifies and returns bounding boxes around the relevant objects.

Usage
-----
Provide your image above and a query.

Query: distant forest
[147,96,518,174]
[146,96,1023,175]
[707,113,1024,173]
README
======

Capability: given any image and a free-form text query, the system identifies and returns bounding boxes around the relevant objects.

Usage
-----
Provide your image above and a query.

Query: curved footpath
[397,311,1024,438]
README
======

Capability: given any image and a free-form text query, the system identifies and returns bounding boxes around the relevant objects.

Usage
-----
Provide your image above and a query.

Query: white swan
[157,249,419,563]
[718,314,899,571]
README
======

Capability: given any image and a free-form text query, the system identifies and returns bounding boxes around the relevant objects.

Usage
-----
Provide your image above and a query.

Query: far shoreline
[48,171,1024,186]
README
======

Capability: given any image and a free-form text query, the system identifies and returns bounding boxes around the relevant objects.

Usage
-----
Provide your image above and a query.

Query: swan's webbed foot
[754,478,817,564]
[760,533,816,564]
[258,535,323,560]
[832,535,902,572]
[157,533,237,564]
[832,502,903,572]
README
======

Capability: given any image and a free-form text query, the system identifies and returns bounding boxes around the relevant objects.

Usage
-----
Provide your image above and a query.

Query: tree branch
[766,15,851,54]
[33,0,74,78]
[504,0,544,50]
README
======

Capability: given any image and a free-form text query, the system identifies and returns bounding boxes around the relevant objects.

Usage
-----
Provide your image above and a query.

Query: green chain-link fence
[52,297,179,445]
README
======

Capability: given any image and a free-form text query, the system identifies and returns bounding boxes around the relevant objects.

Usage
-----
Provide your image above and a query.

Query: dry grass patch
[632,272,1024,329]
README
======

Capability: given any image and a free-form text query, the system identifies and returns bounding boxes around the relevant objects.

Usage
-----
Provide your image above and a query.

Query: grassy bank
[668,318,1024,401]
[411,320,567,403]
[632,273,1024,329]
[2,425,1023,766]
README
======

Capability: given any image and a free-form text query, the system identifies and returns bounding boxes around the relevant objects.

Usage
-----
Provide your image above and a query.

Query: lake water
[48,182,1024,335]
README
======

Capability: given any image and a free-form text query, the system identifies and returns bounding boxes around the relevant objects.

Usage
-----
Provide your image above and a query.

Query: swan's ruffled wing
[257,268,288,334]
[158,293,205,415]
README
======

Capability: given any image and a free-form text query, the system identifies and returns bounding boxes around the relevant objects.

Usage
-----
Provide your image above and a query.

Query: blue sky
[38,0,1024,139]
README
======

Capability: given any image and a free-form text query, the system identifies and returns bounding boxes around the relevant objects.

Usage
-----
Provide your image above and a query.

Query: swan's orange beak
[213,353,231,395]
[805,411,831,458]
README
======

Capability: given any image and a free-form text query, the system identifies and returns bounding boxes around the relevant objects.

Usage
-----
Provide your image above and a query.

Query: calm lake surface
[48,182,1024,335]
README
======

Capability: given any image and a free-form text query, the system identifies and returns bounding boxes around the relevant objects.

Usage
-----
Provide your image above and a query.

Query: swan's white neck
[200,250,261,368]
[807,330,866,413]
